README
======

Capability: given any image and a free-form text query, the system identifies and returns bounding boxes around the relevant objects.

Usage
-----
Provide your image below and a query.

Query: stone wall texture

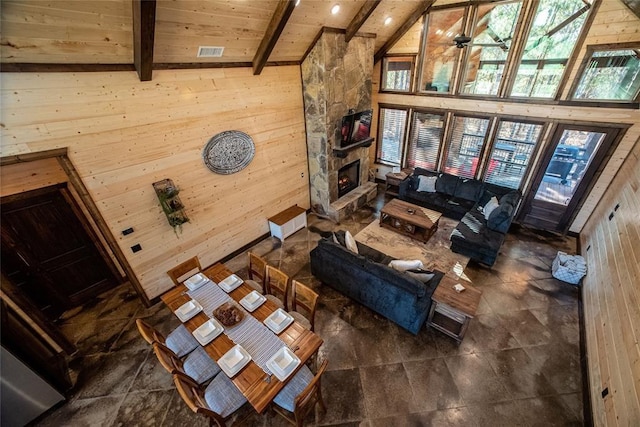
[301,30,374,215]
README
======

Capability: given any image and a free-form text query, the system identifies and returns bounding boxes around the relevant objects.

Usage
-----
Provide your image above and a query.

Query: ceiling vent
[197,46,224,58]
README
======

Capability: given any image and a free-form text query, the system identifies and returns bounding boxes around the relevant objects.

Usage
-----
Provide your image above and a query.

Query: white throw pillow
[344,230,359,254]
[417,175,437,192]
[484,196,500,220]
[388,259,424,271]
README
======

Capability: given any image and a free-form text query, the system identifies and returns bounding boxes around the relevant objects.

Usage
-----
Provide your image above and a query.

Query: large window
[484,120,543,189]
[376,107,408,165]
[572,46,640,101]
[382,57,414,92]
[461,1,523,96]
[419,7,466,93]
[511,0,590,98]
[444,116,491,179]
[406,112,445,171]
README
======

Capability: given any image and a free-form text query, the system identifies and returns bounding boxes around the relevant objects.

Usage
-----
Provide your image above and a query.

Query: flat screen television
[340,109,372,147]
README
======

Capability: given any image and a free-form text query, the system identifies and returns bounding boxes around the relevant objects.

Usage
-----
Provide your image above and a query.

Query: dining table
[160,262,324,414]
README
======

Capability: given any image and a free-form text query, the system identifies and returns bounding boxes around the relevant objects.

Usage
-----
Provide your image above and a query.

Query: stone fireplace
[301,29,377,222]
[338,160,360,198]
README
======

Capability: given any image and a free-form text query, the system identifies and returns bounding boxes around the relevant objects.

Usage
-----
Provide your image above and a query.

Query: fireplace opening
[338,160,360,198]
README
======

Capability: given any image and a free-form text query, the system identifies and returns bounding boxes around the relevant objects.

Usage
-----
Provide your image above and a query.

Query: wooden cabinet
[268,206,307,241]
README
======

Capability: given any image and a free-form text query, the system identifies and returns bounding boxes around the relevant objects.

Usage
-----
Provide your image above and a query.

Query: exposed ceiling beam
[374,0,435,64]
[252,0,296,76]
[132,0,156,81]
[345,0,382,43]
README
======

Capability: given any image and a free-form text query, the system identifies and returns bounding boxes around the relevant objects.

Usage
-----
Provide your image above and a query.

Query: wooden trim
[567,41,640,102]
[345,0,382,43]
[374,0,436,64]
[0,64,136,73]
[0,148,68,166]
[553,0,601,100]
[132,0,156,82]
[154,61,299,70]
[56,155,151,306]
[253,0,296,75]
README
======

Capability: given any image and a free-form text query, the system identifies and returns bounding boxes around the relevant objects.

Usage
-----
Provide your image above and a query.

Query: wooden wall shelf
[152,178,189,229]
[332,137,374,158]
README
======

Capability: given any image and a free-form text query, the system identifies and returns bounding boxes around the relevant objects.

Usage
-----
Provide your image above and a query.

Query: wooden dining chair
[264,265,290,310]
[288,280,318,332]
[245,252,267,294]
[272,359,328,427]
[153,342,221,385]
[167,256,202,287]
[135,318,198,358]
[173,371,248,427]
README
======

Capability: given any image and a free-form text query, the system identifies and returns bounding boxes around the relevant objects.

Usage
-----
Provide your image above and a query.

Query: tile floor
[37,189,583,426]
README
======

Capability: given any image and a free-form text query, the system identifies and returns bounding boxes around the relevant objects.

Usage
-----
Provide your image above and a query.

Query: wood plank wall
[0,66,310,299]
[580,137,640,426]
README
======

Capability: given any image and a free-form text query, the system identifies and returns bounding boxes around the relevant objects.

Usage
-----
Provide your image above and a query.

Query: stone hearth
[301,29,376,223]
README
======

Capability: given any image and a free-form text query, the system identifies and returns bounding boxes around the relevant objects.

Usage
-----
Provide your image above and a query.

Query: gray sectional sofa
[310,230,443,334]
[398,168,521,266]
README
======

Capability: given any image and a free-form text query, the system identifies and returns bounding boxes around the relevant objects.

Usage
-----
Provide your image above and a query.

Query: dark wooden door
[1,184,119,318]
[519,124,621,233]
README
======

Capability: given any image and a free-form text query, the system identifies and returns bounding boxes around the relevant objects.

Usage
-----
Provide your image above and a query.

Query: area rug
[354,216,470,280]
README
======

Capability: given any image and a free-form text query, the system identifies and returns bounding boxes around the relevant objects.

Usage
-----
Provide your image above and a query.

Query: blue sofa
[310,231,443,334]
[398,168,521,266]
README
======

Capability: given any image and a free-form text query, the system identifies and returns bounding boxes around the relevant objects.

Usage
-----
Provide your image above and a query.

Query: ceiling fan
[453,33,472,48]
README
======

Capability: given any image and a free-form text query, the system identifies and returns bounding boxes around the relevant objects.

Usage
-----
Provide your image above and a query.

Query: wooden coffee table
[379,199,442,243]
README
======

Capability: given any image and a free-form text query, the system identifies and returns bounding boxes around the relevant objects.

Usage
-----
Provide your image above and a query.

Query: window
[419,7,466,93]
[382,57,414,92]
[511,0,590,98]
[377,107,408,165]
[406,112,445,170]
[461,1,523,96]
[484,120,543,189]
[572,46,640,101]
[444,116,491,179]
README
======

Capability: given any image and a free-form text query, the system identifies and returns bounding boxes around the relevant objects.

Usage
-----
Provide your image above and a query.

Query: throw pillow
[344,230,359,254]
[487,202,515,233]
[388,259,424,271]
[405,269,435,283]
[332,232,339,245]
[483,196,500,220]
[417,175,437,192]
[435,173,459,196]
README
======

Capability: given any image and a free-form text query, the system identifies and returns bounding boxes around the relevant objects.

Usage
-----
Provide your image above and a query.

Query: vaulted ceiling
[0,0,444,80]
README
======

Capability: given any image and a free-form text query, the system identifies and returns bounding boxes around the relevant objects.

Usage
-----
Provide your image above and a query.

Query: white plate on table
[175,300,203,322]
[184,273,208,291]
[192,318,224,346]
[239,290,266,312]
[264,308,294,334]
[266,347,300,382]
[218,344,251,377]
[218,274,243,293]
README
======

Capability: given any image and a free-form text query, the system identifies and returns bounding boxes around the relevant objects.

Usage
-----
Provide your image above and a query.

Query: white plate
[218,345,251,377]
[218,274,243,293]
[263,308,294,334]
[239,291,267,312]
[184,273,208,291]
[175,300,203,322]
[192,318,224,346]
[266,347,300,382]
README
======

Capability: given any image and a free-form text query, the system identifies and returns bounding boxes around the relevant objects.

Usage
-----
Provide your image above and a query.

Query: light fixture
[453,33,472,48]
[384,16,392,26]
[331,4,340,14]
[295,0,300,6]
[436,29,443,35]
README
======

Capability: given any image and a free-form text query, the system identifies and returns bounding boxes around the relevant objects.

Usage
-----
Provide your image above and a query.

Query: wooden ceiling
[0,0,453,79]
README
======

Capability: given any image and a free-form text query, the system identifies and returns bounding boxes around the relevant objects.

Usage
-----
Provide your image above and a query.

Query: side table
[268,205,306,241]
[385,170,410,197]
[427,276,482,342]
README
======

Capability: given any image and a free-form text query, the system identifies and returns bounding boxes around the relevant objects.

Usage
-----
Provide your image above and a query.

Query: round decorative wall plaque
[203,130,255,174]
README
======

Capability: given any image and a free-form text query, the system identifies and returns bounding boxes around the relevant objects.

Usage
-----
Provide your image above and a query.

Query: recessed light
[384,16,392,26]
[295,0,300,6]
[331,4,340,14]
